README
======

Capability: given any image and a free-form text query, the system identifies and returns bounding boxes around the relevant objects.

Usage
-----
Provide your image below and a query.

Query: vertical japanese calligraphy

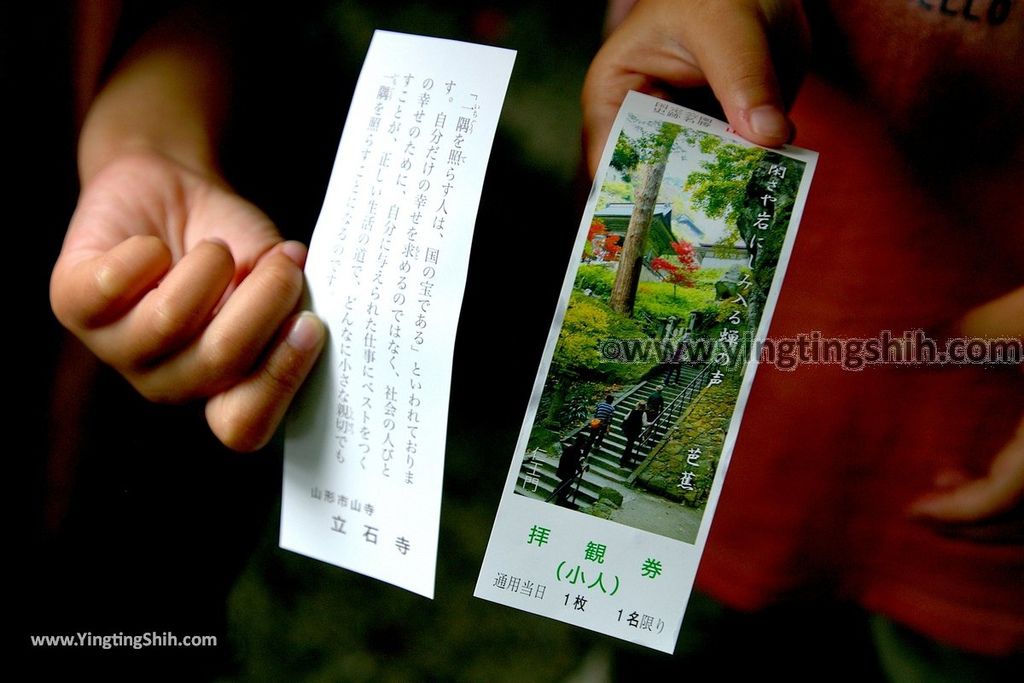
[282,31,515,598]
[475,91,817,651]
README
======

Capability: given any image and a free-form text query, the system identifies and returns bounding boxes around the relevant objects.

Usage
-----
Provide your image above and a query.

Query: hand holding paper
[583,0,809,174]
[50,9,326,452]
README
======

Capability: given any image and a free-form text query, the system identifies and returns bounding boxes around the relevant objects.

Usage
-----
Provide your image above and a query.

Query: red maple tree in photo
[587,219,622,262]
[651,240,699,287]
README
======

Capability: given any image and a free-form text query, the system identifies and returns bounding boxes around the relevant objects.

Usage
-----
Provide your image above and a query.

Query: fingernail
[287,312,324,351]
[279,241,308,268]
[204,237,231,251]
[747,105,790,143]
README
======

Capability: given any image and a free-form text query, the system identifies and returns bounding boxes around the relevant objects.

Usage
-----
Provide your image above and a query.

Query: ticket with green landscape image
[475,90,818,652]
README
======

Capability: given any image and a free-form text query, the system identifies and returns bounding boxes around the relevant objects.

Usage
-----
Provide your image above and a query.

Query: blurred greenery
[227,499,588,682]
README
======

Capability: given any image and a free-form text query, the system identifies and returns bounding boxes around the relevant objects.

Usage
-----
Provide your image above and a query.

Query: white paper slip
[475,91,817,651]
[282,31,516,598]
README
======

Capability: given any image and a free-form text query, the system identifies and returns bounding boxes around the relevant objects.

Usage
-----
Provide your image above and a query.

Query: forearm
[78,7,230,184]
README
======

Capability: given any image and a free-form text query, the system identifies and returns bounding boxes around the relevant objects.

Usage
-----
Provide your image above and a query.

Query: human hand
[582,0,810,175]
[909,286,1024,525]
[51,151,326,451]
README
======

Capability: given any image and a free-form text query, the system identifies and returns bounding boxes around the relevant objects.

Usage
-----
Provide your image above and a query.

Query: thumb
[676,1,808,145]
[583,0,807,176]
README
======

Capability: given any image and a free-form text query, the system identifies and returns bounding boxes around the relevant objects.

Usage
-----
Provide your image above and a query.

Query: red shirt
[697,58,1023,655]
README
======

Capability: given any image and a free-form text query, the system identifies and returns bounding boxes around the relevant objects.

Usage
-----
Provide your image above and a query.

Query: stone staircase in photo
[517,364,709,508]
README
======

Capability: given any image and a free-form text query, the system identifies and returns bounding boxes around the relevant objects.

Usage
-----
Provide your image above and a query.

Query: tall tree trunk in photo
[609,124,678,316]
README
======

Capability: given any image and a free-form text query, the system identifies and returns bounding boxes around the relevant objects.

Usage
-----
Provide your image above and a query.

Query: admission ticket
[475,91,818,651]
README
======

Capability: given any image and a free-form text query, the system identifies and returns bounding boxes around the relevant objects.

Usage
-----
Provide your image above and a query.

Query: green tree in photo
[609,121,683,316]
[685,135,766,251]
[611,132,640,182]
[685,137,805,328]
